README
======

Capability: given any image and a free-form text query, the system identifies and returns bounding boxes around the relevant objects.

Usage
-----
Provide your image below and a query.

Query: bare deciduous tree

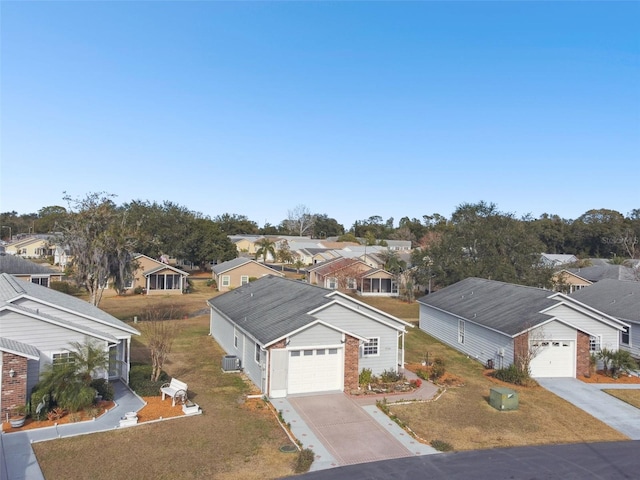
[285,204,316,237]
[138,305,183,381]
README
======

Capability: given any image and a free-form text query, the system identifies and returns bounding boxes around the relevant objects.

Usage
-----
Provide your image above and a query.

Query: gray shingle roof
[417,277,557,336]
[208,276,333,345]
[570,279,640,323]
[212,257,252,274]
[0,337,40,359]
[566,263,638,282]
[0,254,58,275]
[0,273,139,335]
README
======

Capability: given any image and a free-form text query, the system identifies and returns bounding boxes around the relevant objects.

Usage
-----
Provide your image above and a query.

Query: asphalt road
[296,440,640,480]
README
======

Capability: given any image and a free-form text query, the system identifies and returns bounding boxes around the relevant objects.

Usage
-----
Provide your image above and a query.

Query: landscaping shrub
[430,358,446,380]
[359,368,373,386]
[492,364,529,386]
[415,369,429,381]
[430,439,453,452]
[90,378,115,401]
[293,448,315,473]
[50,281,83,296]
[129,364,169,396]
[133,286,145,295]
[380,369,404,383]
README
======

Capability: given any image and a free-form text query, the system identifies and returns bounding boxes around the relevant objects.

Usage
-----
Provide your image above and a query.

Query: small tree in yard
[138,305,183,381]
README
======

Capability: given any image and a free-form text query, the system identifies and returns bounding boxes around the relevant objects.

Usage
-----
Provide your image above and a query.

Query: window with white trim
[240,275,249,285]
[347,278,357,289]
[621,326,630,346]
[31,276,49,287]
[52,352,74,368]
[255,343,261,363]
[363,338,379,356]
[328,277,337,289]
[589,335,601,353]
[234,332,238,348]
[458,320,465,345]
[221,275,230,287]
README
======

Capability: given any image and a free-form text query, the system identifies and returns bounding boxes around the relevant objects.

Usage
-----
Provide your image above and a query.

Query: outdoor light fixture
[8,368,15,378]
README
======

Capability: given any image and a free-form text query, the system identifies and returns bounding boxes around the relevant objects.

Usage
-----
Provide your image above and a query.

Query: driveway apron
[537,378,640,440]
[287,393,413,466]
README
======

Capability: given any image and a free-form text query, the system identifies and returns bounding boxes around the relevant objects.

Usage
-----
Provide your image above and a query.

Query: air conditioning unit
[222,355,241,372]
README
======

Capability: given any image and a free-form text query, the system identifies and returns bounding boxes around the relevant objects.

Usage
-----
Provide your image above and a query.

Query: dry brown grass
[349,294,419,320]
[390,327,628,451]
[603,389,640,409]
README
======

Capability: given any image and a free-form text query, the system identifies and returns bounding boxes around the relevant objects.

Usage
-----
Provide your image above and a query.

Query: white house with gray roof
[570,279,640,359]
[0,273,139,419]
[208,276,411,397]
[419,277,628,378]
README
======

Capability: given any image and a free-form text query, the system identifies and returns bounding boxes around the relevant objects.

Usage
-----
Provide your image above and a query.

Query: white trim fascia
[0,304,118,342]
[543,294,629,330]
[8,294,140,335]
[513,316,600,339]
[308,299,408,332]
[324,291,413,327]
[556,269,592,285]
[0,346,40,360]
[264,319,369,348]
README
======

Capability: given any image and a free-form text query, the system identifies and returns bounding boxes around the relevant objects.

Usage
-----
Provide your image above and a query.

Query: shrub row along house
[208,276,411,397]
[418,277,631,377]
[0,273,139,419]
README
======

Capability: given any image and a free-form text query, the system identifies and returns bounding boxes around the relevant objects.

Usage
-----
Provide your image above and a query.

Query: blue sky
[1,1,638,229]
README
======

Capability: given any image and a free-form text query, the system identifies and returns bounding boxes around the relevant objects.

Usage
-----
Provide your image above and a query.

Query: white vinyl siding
[548,304,621,351]
[288,324,342,347]
[419,304,514,369]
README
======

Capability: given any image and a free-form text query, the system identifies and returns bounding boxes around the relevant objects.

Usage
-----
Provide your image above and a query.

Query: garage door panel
[288,348,343,395]
[530,340,574,378]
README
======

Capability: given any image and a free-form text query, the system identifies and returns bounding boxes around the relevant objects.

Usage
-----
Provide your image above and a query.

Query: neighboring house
[229,235,264,255]
[384,240,412,251]
[418,277,627,378]
[4,235,56,258]
[212,258,284,292]
[0,253,64,287]
[540,253,579,268]
[208,275,411,397]
[306,258,399,297]
[552,270,593,294]
[130,254,189,295]
[565,259,640,283]
[570,279,640,359]
[0,273,139,419]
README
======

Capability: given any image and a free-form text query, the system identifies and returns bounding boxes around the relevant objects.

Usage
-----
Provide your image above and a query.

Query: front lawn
[390,327,628,451]
[603,389,640,409]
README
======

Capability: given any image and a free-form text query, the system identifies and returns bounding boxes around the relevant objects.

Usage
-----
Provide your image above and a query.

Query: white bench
[160,378,188,406]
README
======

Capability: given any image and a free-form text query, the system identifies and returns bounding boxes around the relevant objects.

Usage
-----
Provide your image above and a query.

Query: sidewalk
[0,381,145,480]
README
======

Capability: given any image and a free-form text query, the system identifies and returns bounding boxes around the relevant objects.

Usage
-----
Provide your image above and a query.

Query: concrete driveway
[537,378,640,439]
[286,393,424,466]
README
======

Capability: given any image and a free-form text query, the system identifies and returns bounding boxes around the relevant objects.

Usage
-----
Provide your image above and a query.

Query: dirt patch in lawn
[603,389,640,409]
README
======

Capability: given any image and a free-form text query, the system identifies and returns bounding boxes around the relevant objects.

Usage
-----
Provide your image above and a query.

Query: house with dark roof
[418,277,627,378]
[0,253,64,287]
[211,258,283,292]
[208,276,411,397]
[0,273,139,419]
[570,279,640,359]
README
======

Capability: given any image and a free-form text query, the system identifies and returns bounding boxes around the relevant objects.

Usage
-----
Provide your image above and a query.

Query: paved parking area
[286,393,434,466]
[537,378,640,439]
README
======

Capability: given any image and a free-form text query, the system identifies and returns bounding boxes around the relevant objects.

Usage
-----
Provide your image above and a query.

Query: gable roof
[0,273,139,336]
[417,277,558,336]
[134,254,189,276]
[308,257,365,276]
[570,279,640,324]
[208,275,405,345]
[0,337,40,360]
[211,257,283,277]
[566,261,639,282]
[0,254,59,275]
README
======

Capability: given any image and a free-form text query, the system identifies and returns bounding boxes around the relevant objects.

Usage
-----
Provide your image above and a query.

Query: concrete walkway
[0,381,145,480]
[537,378,640,440]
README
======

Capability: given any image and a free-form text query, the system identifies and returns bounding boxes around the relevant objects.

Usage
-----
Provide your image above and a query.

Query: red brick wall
[513,332,529,370]
[576,330,590,377]
[1,352,28,420]
[269,339,286,349]
[343,335,360,393]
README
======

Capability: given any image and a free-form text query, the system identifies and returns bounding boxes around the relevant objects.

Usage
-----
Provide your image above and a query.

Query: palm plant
[255,237,276,263]
[609,350,638,379]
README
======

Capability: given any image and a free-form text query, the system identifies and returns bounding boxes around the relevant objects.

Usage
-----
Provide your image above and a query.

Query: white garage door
[529,340,575,378]
[287,347,343,395]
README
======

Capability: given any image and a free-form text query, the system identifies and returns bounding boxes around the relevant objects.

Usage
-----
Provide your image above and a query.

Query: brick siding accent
[269,339,286,350]
[513,332,529,370]
[576,330,591,377]
[1,352,28,420]
[343,335,360,393]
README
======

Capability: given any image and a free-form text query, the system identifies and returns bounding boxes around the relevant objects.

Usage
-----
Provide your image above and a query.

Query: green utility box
[489,387,519,411]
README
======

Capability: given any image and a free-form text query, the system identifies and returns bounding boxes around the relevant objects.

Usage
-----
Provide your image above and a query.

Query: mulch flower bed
[579,370,640,384]
[1,396,186,433]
